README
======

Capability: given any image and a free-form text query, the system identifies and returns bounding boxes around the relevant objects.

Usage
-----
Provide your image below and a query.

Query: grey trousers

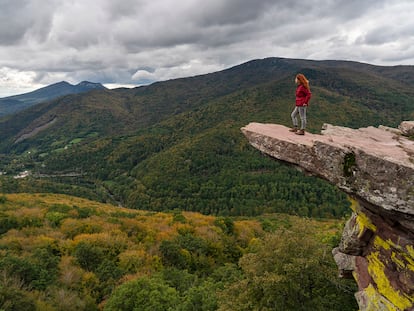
[291,106,307,129]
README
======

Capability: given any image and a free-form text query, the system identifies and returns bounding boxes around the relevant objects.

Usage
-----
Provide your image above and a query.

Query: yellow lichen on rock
[358,284,398,311]
[406,245,414,271]
[391,252,406,269]
[373,236,391,251]
[350,200,376,235]
[367,251,414,310]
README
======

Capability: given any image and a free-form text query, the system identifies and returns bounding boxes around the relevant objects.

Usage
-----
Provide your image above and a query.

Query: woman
[289,73,312,135]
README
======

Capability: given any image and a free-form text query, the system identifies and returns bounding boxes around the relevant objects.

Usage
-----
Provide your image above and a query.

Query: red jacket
[295,85,312,106]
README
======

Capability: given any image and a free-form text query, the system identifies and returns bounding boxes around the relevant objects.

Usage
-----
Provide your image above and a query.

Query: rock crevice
[241,122,414,311]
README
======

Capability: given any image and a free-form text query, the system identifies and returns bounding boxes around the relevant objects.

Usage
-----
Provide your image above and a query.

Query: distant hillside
[0,81,106,117]
[0,57,413,217]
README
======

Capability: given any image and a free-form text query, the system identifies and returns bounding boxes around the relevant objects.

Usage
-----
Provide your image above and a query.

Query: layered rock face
[241,122,414,311]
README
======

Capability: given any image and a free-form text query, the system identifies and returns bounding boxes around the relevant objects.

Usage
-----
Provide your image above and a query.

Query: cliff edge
[241,121,414,311]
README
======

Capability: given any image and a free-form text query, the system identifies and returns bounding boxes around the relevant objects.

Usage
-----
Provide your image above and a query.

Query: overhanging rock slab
[241,122,414,217]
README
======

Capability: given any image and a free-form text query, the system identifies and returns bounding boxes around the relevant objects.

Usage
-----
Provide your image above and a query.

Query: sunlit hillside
[0,193,357,310]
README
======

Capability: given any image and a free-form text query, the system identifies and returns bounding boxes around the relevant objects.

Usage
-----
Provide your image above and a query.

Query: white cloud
[132,58,222,83]
[104,83,137,89]
[0,67,43,97]
[132,70,155,81]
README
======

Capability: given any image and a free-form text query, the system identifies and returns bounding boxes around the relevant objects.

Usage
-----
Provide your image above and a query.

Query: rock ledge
[241,122,414,311]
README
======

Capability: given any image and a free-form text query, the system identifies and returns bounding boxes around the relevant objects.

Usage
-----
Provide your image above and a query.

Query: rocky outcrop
[14,116,57,143]
[241,122,414,311]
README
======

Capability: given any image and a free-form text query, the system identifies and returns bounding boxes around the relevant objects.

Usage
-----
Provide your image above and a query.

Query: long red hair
[296,73,310,91]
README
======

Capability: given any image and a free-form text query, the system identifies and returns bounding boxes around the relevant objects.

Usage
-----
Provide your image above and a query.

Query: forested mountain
[1,57,414,218]
[0,81,106,117]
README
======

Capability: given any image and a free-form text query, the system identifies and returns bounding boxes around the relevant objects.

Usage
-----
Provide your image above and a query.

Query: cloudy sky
[1,0,413,97]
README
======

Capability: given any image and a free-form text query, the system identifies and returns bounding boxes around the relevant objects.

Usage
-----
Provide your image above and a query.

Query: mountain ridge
[2,57,414,150]
[0,80,107,117]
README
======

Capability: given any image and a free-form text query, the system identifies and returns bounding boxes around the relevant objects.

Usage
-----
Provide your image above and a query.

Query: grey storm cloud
[0,0,56,45]
[0,0,413,97]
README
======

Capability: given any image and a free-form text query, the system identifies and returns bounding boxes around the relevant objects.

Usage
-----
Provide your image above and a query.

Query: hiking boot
[289,127,298,132]
[295,129,305,135]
